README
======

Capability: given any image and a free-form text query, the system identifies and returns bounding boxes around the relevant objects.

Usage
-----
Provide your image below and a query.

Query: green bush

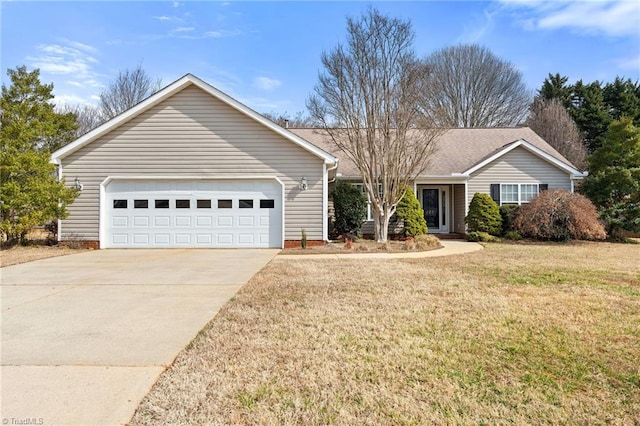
[465,193,502,236]
[332,181,368,236]
[466,231,500,242]
[499,205,521,235]
[396,186,428,237]
[503,230,522,241]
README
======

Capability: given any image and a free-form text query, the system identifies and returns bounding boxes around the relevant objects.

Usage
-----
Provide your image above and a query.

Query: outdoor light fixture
[299,177,308,191]
[74,177,84,191]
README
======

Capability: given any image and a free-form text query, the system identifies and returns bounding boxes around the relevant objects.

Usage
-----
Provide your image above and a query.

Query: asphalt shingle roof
[289,127,576,177]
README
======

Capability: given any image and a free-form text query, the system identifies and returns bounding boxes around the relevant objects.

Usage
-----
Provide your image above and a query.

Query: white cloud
[27,40,105,106]
[253,76,282,91]
[153,15,171,22]
[499,0,640,38]
[203,29,242,38]
[172,26,195,33]
[173,1,183,7]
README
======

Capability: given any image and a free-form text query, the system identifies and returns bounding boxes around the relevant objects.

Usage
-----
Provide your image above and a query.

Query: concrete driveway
[1,249,279,426]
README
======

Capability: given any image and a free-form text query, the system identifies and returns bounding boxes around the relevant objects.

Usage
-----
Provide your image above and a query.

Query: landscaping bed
[281,235,442,254]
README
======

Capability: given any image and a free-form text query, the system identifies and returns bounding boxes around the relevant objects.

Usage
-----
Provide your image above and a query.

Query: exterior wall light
[300,177,308,191]
[74,177,84,191]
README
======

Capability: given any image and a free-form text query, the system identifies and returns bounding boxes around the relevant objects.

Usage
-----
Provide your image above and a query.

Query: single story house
[291,127,587,236]
[51,74,586,248]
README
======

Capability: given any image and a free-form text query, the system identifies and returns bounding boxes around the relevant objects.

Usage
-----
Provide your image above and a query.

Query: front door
[421,186,450,233]
[422,189,439,228]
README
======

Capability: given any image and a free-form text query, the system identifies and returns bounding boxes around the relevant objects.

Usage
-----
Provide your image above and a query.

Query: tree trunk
[374,208,392,242]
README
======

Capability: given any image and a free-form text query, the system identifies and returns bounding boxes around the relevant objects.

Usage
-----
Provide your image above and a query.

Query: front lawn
[131,242,640,425]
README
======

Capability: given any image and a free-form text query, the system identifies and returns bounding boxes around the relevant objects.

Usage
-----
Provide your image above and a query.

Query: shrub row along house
[51,74,587,249]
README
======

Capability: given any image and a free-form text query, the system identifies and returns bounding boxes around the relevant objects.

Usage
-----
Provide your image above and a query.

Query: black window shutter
[490,184,500,204]
[539,184,549,192]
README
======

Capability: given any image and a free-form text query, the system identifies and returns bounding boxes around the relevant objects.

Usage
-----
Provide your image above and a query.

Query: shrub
[332,181,368,236]
[503,230,522,241]
[415,234,441,249]
[499,205,521,235]
[465,193,502,236]
[513,189,606,241]
[396,186,428,237]
[466,231,500,242]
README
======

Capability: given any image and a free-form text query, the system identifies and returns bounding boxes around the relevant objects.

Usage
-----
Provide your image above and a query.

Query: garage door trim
[99,175,285,249]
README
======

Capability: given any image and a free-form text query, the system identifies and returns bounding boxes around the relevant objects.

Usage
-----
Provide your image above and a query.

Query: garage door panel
[133,234,150,244]
[154,216,170,226]
[176,216,191,227]
[217,216,233,227]
[153,234,170,244]
[238,216,254,227]
[105,180,282,248]
[112,217,128,227]
[196,216,212,227]
[133,216,149,227]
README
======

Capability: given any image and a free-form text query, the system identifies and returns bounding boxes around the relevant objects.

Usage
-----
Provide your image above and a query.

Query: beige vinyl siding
[467,147,572,205]
[61,84,325,242]
[453,184,466,233]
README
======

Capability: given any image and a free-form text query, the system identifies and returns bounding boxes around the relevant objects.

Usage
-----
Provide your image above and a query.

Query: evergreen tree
[1,66,78,245]
[570,80,611,153]
[396,186,428,237]
[538,73,573,108]
[582,117,640,237]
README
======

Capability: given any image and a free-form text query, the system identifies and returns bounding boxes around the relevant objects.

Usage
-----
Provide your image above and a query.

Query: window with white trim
[500,183,539,205]
[350,183,382,221]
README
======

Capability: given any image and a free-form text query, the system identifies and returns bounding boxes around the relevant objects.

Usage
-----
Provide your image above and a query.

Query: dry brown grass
[130,242,640,425]
[0,245,90,267]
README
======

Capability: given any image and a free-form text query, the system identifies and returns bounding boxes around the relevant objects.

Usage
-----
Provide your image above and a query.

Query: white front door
[104,179,283,248]
[420,186,450,233]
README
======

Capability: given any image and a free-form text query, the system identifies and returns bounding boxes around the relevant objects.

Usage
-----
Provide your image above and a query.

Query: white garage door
[104,180,282,248]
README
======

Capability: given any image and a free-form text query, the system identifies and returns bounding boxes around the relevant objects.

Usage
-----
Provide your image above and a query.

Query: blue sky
[2,1,639,116]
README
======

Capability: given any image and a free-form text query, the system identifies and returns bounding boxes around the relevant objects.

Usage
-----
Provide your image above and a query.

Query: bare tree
[526,97,588,169]
[56,103,104,137]
[422,44,531,127]
[99,65,162,119]
[308,8,442,242]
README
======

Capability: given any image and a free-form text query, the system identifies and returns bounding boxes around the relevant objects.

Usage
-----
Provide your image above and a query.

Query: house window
[350,183,379,221]
[499,183,539,205]
[520,184,539,203]
[113,200,128,209]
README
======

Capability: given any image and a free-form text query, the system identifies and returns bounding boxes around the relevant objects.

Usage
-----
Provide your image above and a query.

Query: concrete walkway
[1,249,279,426]
[277,239,482,259]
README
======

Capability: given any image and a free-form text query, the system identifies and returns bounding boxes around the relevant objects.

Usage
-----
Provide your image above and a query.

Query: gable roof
[51,74,337,165]
[290,127,586,178]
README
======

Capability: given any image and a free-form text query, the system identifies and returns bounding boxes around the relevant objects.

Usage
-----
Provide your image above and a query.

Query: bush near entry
[396,186,428,237]
[465,193,502,236]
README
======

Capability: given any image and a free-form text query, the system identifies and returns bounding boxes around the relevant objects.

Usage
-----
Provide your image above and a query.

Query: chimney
[284,119,289,129]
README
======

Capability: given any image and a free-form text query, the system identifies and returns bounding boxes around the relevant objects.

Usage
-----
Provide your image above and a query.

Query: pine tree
[582,117,640,237]
[1,66,78,245]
